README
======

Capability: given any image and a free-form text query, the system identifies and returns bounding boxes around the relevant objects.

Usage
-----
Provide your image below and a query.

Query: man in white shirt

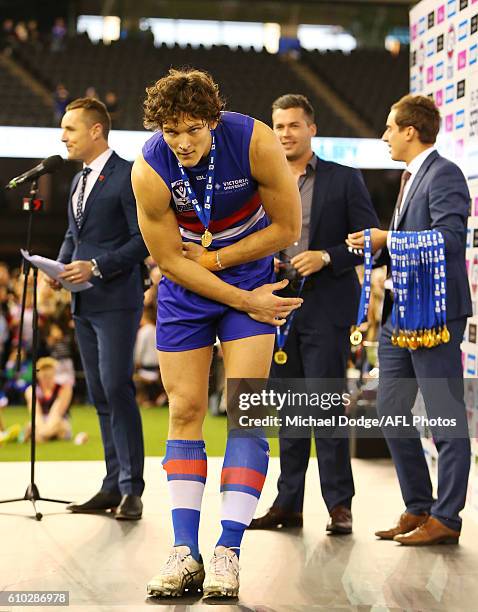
[347,94,471,546]
[392,146,436,227]
[55,98,149,519]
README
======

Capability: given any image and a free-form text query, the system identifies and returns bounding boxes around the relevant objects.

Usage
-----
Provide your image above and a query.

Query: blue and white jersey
[142,111,272,283]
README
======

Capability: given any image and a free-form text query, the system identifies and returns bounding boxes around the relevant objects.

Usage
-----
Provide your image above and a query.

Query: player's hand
[346,228,388,253]
[58,260,93,284]
[182,242,206,263]
[246,279,303,326]
[290,250,326,276]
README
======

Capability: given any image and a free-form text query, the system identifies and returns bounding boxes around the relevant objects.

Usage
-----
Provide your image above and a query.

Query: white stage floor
[0,457,477,611]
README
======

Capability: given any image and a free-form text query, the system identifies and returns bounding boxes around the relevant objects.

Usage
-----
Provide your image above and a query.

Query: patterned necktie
[393,170,412,229]
[75,167,92,227]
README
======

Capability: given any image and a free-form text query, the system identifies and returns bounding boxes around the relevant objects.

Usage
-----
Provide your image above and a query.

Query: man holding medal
[249,95,379,535]
[347,94,472,546]
[131,68,303,598]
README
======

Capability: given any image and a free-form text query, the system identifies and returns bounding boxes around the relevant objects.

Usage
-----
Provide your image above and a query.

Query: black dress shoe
[248,507,303,530]
[115,494,143,520]
[67,491,121,514]
[326,505,353,535]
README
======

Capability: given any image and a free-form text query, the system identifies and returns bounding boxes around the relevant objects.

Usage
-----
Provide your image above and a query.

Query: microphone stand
[0,180,70,520]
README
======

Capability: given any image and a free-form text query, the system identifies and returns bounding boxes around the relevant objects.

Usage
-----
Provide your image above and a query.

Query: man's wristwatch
[90,258,102,278]
[321,250,331,266]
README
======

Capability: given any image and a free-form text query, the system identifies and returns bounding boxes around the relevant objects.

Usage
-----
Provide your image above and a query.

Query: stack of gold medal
[391,325,451,350]
[351,230,451,352]
[389,229,450,350]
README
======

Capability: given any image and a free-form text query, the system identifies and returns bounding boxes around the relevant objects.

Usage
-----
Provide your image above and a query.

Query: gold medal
[201,229,213,248]
[408,334,419,351]
[427,330,435,348]
[441,325,450,343]
[391,333,398,346]
[350,329,363,346]
[397,333,408,348]
[274,349,288,365]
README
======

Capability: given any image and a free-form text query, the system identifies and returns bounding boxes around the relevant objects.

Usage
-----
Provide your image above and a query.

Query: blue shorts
[156,271,275,351]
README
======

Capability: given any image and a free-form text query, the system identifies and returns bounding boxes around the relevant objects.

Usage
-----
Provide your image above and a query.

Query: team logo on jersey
[171,180,194,212]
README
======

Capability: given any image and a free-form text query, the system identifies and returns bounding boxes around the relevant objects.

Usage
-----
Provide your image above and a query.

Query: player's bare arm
[185,120,301,271]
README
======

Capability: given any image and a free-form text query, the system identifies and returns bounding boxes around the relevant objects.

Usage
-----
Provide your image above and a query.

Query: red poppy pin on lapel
[99,175,105,182]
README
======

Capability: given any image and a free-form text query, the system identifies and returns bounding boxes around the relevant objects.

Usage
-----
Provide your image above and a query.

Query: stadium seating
[1,38,408,137]
[10,37,359,136]
[301,48,409,135]
[0,61,51,127]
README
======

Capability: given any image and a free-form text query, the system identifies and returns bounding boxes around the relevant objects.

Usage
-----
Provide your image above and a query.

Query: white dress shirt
[71,148,113,216]
[384,146,436,289]
[394,146,436,228]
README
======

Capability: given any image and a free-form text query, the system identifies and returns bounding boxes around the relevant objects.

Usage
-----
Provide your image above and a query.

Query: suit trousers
[74,307,145,496]
[377,315,470,531]
[271,298,355,513]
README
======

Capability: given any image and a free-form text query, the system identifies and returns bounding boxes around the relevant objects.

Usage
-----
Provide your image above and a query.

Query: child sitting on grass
[24,357,73,443]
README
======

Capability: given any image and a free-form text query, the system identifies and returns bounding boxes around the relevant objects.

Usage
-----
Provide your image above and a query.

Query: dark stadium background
[0,0,411,265]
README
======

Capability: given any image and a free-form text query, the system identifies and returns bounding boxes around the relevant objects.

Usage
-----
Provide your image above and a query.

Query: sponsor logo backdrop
[411,0,478,514]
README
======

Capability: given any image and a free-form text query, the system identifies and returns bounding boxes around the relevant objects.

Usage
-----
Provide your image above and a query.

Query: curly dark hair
[143,67,225,131]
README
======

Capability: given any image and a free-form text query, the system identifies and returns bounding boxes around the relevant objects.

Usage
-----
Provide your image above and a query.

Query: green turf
[0,405,283,460]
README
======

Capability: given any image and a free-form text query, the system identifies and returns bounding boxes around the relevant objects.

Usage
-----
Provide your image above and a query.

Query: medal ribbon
[418,232,431,331]
[389,229,448,347]
[354,229,373,327]
[426,231,436,330]
[390,232,399,333]
[436,230,447,328]
[390,232,408,338]
[396,233,407,333]
[409,232,420,334]
[177,130,216,233]
[275,277,306,352]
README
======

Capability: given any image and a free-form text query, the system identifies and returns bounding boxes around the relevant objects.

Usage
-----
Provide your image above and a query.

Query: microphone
[5,155,64,190]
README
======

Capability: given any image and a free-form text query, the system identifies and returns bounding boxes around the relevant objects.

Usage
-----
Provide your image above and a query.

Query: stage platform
[0,457,477,611]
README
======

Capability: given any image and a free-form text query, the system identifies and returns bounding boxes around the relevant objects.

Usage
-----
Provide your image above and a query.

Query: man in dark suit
[347,94,471,545]
[249,94,379,534]
[55,97,149,519]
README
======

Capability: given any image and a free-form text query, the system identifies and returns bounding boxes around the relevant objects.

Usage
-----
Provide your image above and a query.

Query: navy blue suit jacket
[387,150,472,322]
[306,158,380,326]
[58,152,149,314]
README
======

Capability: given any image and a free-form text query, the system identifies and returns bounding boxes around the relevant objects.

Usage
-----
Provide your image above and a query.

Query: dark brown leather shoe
[375,511,429,540]
[326,505,352,535]
[394,516,460,546]
[248,507,303,530]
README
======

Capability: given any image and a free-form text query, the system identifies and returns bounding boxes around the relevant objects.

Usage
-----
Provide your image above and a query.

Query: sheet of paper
[20,250,93,293]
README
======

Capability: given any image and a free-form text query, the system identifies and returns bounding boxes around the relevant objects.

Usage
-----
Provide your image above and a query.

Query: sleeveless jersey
[37,383,70,417]
[142,111,272,284]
